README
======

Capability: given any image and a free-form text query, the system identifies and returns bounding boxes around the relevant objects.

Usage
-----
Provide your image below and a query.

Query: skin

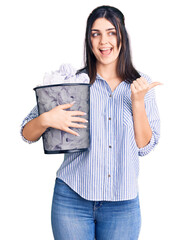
[91,18,121,82]
[22,102,88,141]
[131,78,162,148]
[23,17,162,147]
[91,18,162,148]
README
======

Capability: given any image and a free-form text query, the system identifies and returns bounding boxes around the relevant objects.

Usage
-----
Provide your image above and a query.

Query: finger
[130,83,137,93]
[69,111,87,116]
[140,77,148,85]
[59,101,76,110]
[136,78,146,89]
[70,123,87,129]
[133,80,142,90]
[64,127,80,136]
[148,82,163,90]
[139,77,149,88]
[71,117,88,123]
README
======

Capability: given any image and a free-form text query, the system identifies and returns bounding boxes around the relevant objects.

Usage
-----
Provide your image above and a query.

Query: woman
[21,5,161,240]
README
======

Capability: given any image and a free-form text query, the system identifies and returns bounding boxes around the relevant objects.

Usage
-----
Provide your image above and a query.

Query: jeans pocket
[54,178,81,201]
[55,177,65,185]
[54,178,69,199]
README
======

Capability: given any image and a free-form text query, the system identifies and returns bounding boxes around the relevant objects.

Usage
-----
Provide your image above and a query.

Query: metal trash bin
[34,83,90,154]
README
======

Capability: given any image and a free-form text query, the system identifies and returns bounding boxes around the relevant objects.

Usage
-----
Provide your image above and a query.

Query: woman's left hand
[130,77,162,102]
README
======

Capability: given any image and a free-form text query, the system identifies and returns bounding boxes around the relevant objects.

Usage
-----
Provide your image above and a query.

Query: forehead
[91,18,115,30]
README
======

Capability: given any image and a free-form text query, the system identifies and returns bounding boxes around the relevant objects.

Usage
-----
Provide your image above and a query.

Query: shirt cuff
[138,132,156,156]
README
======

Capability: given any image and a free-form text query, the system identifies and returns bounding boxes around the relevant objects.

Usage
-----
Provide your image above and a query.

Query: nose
[100,33,108,44]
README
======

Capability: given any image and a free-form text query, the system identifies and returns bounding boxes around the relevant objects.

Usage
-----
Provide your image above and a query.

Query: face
[90,18,121,68]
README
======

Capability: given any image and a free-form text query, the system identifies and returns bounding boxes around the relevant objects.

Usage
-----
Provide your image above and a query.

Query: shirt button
[109,117,111,120]
[109,145,112,148]
[109,94,112,97]
[108,174,111,177]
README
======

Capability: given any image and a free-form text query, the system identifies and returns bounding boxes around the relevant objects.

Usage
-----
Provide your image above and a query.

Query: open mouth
[99,48,112,55]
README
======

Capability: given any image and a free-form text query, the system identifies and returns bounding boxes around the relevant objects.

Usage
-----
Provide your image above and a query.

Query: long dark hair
[77,5,141,84]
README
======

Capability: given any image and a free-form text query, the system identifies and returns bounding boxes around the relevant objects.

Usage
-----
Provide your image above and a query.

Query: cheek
[114,41,122,54]
[91,41,99,55]
[112,38,119,47]
[91,38,97,48]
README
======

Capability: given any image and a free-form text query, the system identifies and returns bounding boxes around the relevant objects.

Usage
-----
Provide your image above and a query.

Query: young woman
[21,5,161,240]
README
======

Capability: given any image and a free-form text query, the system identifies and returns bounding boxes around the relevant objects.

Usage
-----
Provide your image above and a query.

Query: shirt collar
[96,73,130,96]
[96,73,105,81]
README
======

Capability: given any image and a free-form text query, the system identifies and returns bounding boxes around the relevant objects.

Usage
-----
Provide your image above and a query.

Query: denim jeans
[51,178,141,240]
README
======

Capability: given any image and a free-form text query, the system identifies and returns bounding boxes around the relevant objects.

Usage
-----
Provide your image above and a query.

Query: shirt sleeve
[20,106,39,144]
[137,73,161,156]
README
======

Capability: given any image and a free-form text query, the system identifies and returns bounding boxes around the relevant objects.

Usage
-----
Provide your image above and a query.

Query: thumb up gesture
[130,77,162,102]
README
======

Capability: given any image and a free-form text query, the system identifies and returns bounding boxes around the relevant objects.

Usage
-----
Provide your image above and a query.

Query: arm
[131,75,162,155]
[20,106,40,143]
[21,64,89,143]
[22,112,48,142]
[21,102,88,143]
[131,100,152,148]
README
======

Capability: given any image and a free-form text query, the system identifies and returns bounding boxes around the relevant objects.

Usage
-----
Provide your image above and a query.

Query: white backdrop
[1,0,183,239]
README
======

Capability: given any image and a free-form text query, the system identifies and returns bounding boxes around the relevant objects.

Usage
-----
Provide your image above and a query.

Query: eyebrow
[91,28,116,32]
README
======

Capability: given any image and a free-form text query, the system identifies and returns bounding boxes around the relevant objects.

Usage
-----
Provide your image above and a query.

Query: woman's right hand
[44,102,88,136]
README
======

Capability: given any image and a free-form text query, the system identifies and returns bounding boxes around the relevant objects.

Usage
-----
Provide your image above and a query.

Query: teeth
[100,48,111,51]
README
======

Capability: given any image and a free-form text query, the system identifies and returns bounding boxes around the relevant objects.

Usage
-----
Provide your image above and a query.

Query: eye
[91,32,100,37]
[108,31,116,36]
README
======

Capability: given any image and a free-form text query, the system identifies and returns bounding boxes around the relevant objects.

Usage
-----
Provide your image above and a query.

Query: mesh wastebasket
[34,83,90,154]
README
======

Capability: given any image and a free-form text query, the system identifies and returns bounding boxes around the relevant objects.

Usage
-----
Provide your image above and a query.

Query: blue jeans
[51,178,141,240]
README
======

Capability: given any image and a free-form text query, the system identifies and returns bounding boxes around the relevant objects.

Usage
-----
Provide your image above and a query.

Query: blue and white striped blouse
[21,67,160,201]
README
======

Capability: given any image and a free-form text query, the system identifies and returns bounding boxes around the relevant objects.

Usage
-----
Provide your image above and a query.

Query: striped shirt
[21,68,160,201]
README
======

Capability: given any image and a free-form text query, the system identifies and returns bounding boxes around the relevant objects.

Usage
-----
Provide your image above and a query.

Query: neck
[96,63,118,81]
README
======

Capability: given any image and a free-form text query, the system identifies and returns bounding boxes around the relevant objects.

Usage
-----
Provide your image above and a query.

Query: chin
[98,58,118,66]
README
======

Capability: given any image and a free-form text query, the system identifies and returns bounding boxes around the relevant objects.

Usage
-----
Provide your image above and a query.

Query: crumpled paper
[39,64,90,86]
